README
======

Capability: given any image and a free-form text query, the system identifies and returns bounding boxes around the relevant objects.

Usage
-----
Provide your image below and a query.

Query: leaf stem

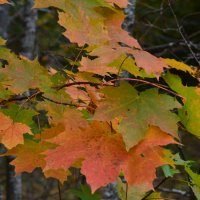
[117,55,129,78]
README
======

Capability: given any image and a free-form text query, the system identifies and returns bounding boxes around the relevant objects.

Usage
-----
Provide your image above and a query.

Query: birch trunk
[5,0,37,199]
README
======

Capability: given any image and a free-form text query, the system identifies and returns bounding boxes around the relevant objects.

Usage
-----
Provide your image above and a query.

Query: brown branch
[54,81,113,90]
[41,95,97,112]
[0,77,184,106]
[41,95,77,107]
[0,91,42,105]
[109,78,185,99]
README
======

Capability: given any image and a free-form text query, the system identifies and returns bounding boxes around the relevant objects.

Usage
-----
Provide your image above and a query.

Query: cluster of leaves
[0,0,199,199]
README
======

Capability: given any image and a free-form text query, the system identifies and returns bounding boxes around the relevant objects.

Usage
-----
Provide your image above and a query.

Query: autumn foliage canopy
[0,0,199,199]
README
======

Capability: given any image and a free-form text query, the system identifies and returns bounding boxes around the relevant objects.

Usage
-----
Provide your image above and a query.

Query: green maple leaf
[94,83,181,149]
[185,167,200,200]
[71,184,101,200]
[0,48,49,94]
[34,0,111,46]
[0,73,13,100]
[119,88,181,149]
[163,72,200,138]
[94,82,138,121]
[39,72,70,103]
[117,178,148,200]
[1,104,38,128]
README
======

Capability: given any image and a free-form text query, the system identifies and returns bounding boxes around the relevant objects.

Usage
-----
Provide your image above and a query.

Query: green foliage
[71,184,101,200]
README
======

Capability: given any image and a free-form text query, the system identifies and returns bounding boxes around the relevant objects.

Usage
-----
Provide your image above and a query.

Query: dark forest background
[0,0,200,199]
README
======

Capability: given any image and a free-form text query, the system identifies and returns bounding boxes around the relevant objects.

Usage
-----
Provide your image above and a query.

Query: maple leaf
[106,13,141,49]
[43,108,89,145]
[43,122,175,192]
[0,112,32,149]
[118,88,181,149]
[43,121,125,192]
[0,48,50,93]
[35,0,110,46]
[39,72,71,103]
[4,140,56,173]
[93,83,138,121]
[44,169,70,184]
[109,54,155,78]
[123,126,177,187]
[0,37,6,45]
[34,0,65,9]
[0,73,13,100]
[163,72,200,138]
[34,0,108,11]
[131,50,167,77]
[59,9,109,46]
[106,0,128,7]
[80,46,120,75]
[164,58,194,74]
[117,178,149,200]
[185,166,200,199]
[2,104,38,127]
[37,101,66,124]
[94,83,181,149]
[81,45,166,77]
[65,86,90,103]
[0,0,198,198]
[0,0,8,4]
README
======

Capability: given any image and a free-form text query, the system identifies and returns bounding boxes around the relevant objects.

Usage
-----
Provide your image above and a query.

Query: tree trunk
[22,0,37,59]
[6,156,22,200]
[123,0,137,32]
[4,1,37,199]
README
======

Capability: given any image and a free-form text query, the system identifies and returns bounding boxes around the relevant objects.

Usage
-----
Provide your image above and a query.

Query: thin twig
[41,95,77,107]
[71,46,85,71]
[41,95,95,111]
[109,78,185,99]
[55,77,183,100]
[0,91,42,105]
[167,0,200,66]
[0,77,184,107]
[54,81,113,91]
[141,177,168,200]
[117,55,129,77]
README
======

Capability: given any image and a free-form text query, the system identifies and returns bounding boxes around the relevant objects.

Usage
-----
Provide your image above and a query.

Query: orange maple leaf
[43,123,176,192]
[0,113,32,149]
[0,0,8,4]
[106,0,128,7]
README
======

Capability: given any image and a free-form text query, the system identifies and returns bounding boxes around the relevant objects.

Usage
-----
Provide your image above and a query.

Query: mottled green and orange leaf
[94,84,180,149]
[3,140,56,173]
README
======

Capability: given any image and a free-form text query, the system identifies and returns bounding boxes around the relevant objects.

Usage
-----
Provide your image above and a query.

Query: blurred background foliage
[133,0,200,66]
[0,0,199,199]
